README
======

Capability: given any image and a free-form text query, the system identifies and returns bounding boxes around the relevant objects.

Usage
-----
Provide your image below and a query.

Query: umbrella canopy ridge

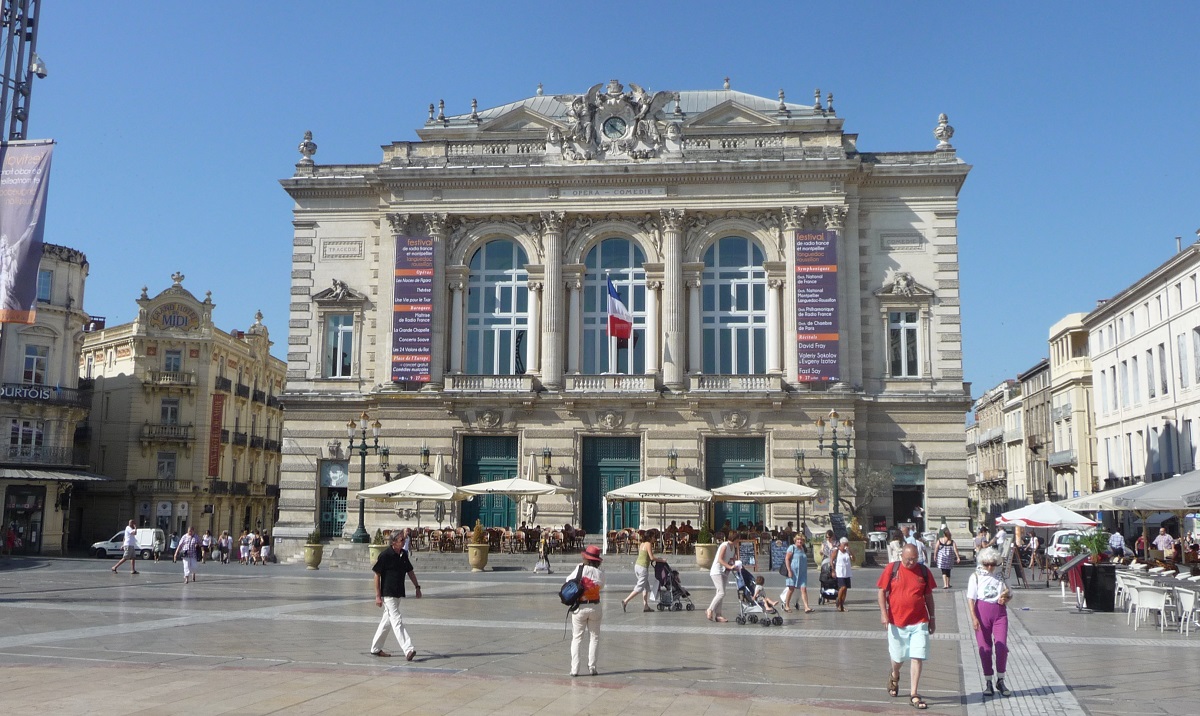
[710,475,818,503]
[1112,470,1200,511]
[995,501,1098,529]
[355,472,466,502]
[605,476,713,503]
[1054,482,1146,512]
[458,476,574,497]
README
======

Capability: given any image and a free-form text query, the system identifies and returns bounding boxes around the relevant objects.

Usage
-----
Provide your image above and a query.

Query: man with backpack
[564,544,605,677]
[877,543,936,710]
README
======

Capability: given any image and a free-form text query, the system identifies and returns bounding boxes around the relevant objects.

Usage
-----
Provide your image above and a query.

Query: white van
[1045,529,1083,560]
[91,528,166,560]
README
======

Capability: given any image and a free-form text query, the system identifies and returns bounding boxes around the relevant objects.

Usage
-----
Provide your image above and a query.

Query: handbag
[778,547,792,577]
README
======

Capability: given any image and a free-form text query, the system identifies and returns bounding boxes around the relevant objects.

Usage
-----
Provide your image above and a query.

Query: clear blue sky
[30,2,1200,397]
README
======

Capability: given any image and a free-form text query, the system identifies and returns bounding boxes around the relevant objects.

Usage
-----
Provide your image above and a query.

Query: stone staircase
[283,537,645,573]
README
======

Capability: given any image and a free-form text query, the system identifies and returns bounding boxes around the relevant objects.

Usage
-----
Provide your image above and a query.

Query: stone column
[645,280,661,375]
[661,209,686,390]
[425,213,449,388]
[687,274,702,376]
[447,267,467,375]
[767,278,783,375]
[540,212,565,389]
[526,280,542,376]
[564,266,584,375]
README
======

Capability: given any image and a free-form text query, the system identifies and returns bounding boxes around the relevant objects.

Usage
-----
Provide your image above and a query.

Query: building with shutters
[275,79,973,553]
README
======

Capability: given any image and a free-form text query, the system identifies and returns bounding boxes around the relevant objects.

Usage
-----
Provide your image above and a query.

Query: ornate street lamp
[347,411,387,543]
[666,447,678,478]
[816,410,853,515]
[419,443,431,474]
[541,446,553,481]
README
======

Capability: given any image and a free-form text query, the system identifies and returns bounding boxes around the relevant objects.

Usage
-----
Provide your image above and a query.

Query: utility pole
[0,0,44,141]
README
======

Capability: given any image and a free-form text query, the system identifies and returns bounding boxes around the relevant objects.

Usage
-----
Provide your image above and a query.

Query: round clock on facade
[602,116,627,139]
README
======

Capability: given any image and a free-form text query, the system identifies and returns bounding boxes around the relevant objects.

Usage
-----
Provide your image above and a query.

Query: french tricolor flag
[607,278,633,340]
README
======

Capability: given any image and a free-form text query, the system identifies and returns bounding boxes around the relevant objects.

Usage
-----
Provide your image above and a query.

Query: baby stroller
[654,560,695,612]
[733,564,783,626]
[816,558,838,605]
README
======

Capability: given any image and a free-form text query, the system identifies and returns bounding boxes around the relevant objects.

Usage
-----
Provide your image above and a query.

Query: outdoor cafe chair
[1135,586,1174,632]
[1175,587,1200,636]
[1125,583,1141,626]
[1148,566,1166,574]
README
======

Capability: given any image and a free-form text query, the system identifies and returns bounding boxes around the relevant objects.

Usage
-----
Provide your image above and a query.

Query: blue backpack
[559,565,585,609]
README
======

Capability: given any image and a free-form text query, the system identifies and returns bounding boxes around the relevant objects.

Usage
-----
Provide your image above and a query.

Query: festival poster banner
[207,393,225,477]
[392,235,433,382]
[795,229,839,381]
[0,141,54,324]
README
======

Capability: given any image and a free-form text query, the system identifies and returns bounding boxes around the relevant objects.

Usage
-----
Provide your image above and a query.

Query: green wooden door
[581,437,641,534]
[459,436,519,528]
[705,437,766,530]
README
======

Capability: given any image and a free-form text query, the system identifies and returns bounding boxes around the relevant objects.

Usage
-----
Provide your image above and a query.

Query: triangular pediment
[686,100,780,129]
[313,279,367,304]
[480,106,558,134]
[875,273,935,300]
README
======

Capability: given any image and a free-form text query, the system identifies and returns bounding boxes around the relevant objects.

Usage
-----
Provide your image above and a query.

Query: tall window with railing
[701,237,767,375]
[583,238,645,374]
[465,239,529,375]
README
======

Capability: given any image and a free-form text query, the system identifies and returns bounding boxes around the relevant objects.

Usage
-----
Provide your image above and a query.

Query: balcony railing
[264,438,281,453]
[209,480,230,495]
[689,374,783,392]
[235,383,251,399]
[250,482,266,496]
[252,389,266,404]
[146,370,197,388]
[2,445,86,466]
[982,468,1007,482]
[214,376,232,392]
[232,431,248,447]
[444,375,534,392]
[221,429,230,444]
[0,382,90,407]
[135,478,195,493]
[141,423,194,442]
[265,485,280,497]
[250,435,264,450]
[266,395,282,410]
[231,482,250,496]
[566,374,658,392]
[1048,449,1078,468]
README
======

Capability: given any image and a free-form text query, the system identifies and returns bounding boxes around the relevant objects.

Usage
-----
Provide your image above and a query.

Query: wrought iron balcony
[235,383,250,399]
[221,429,230,444]
[266,395,282,410]
[252,389,266,404]
[0,382,90,407]
[250,435,264,450]
[264,438,281,453]
[231,482,250,496]
[232,431,248,447]
[1048,449,1078,468]
[214,376,232,392]
[566,374,658,392]
[1,444,87,466]
[209,480,230,494]
[265,485,280,497]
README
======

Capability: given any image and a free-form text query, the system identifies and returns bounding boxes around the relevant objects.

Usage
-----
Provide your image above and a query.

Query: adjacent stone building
[1018,358,1052,502]
[76,275,286,543]
[1047,313,1096,500]
[0,244,98,555]
[276,80,973,553]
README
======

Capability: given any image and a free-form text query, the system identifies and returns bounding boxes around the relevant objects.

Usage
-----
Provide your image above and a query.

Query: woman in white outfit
[707,536,736,622]
[568,545,605,677]
[174,527,200,583]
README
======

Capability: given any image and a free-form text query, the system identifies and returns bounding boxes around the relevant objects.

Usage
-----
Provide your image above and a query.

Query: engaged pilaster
[661,209,685,390]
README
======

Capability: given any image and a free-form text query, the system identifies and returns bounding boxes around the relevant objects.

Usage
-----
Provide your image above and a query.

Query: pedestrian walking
[621,532,663,612]
[706,535,736,622]
[934,529,962,589]
[967,546,1013,698]
[250,531,263,565]
[111,520,140,575]
[834,537,852,611]
[174,527,200,583]
[261,532,272,564]
[973,527,990,562]
[877,543,936,710]
[239,530,251,564]
[217,531,231,564]
[370,530,421,660]
[567,544,605,676]
[201,530,213,563]
[887,528,904,564]
[782,534,812,613]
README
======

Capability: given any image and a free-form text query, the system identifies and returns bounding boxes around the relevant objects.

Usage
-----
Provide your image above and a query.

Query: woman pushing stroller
[622,532,666,612]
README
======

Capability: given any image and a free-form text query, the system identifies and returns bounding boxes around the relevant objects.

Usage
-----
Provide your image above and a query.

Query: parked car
[91,528,165,560]
[1045,529,1084,560]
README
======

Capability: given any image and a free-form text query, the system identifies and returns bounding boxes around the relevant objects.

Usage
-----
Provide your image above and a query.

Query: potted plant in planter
[303,529,323,570]
[693,524,716,570]
[1068,530,1111,564]
[466,519,489,572]
[1068,529,1116,612]
[369,529,388,563]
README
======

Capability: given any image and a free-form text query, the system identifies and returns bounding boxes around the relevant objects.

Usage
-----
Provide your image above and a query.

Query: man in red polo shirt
[877,543,936,710]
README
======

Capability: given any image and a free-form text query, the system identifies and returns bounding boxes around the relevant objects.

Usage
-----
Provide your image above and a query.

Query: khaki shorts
[122,546,137,559]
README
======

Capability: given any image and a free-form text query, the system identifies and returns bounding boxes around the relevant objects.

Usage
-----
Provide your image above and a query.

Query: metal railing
[235,383,250,398]
[2,445,86,466]
[0,382,90,407]
[232,432,248,447]
[214,376,232,392]
[1048,449,1078,468]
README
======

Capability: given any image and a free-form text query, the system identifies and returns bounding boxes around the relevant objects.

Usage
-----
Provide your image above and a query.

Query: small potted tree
[1068,530,1116,612]
[369,529,388,563]
[466,519,489,572]
[303,529,323,570]
[693,524,716,570]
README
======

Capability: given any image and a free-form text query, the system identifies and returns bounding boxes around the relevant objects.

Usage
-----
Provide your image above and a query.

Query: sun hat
[581,544,603,562]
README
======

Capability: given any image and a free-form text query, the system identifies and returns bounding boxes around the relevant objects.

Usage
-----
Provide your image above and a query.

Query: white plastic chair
[1148,566,1166,574]
[1131,562,1150,572]
[1125,583,1141,626]
[1135,586,1173,632]
[1115,572,1131,611]
[1175,588,1199,636]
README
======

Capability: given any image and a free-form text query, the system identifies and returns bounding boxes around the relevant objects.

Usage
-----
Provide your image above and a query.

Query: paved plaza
[1,555,1198,715]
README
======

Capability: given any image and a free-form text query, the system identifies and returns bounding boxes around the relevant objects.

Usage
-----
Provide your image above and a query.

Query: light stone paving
[2,558,1199,715]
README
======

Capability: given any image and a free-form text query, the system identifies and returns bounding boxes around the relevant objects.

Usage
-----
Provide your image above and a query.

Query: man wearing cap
[567,544,605,677]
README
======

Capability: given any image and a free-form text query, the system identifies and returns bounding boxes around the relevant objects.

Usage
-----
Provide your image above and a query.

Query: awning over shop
[0,468,110,482]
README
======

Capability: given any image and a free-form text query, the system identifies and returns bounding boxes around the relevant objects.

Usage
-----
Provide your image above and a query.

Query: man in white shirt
[111,520,139,575]
[902,526,927,564]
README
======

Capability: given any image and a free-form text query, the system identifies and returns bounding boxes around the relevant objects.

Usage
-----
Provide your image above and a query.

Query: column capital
[539,211,565,234]
[660,208,686,232]
[423,213,450,240]
[781,206,812,230]
[823,205,848,231]
[527,280,544,292]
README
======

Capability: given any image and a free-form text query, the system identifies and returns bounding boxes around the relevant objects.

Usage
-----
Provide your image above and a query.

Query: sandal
[909,694,927,710]
[804,608,815,613]
[887,675,899,697]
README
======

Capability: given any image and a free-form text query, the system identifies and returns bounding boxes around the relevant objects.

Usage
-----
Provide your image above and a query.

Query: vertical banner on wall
[207,393,225,477]
[392,235,434,382]
[795,229,840,381]
[0,141,54,324]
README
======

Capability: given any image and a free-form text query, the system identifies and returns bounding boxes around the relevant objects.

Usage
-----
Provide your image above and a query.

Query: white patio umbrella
[711,474,818,527]
[1110,471,1200,550]
[995,501,1098,529]
[355,466,467,530]
[460,463,575,528]
[1055,482,1146,512]
[603,476,713,554]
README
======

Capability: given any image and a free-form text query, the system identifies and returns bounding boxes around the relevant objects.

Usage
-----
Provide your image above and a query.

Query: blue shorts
[887,622,930,662]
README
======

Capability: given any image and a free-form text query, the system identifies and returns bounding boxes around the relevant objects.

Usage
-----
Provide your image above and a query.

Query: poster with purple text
[392,235,433,382]
[0,141,54,324]
[795,229,839,381]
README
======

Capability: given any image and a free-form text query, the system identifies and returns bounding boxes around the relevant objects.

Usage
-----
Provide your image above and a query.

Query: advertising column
[392,235,434,382]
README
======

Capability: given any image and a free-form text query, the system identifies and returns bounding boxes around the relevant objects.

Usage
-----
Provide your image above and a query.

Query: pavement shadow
[0,557,52,573]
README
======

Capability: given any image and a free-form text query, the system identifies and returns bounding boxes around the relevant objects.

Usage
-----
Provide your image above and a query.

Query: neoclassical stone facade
[276,81,972,553]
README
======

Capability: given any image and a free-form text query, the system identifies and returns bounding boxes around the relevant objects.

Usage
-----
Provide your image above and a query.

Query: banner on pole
[0,141,53,324]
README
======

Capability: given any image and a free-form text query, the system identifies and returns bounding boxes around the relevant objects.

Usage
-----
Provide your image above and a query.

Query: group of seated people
[419,523,584,554]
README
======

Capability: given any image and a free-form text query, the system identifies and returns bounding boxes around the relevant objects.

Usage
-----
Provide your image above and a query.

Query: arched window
[701,237,767,375]
[583,238,645,374]
[466,240,529,375]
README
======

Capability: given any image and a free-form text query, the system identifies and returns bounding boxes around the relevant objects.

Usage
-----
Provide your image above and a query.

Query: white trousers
[181,555,197,579]
[708,573,727,616]
[371,597,414,655]
[570,604,601,674]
